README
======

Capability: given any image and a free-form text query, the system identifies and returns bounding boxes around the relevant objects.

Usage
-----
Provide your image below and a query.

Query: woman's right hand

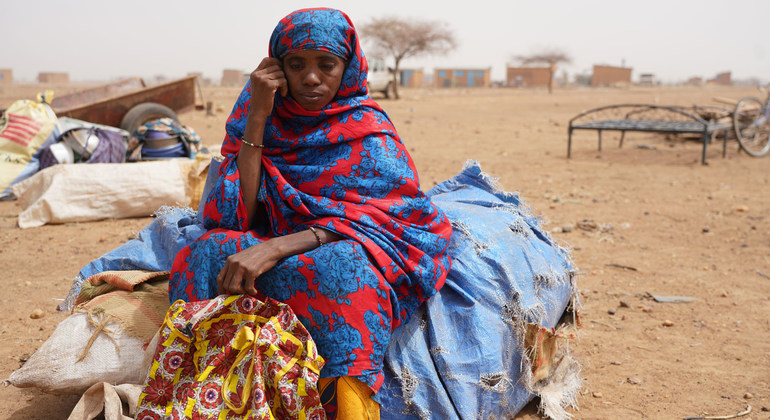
[216,239,283,297]
[215,227,342,297]
[247,57,288,124]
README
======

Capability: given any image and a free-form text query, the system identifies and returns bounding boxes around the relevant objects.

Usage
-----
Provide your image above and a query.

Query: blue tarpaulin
[376,162,577,419]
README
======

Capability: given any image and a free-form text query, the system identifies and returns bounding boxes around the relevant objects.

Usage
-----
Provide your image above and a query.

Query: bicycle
[733,86,770,157]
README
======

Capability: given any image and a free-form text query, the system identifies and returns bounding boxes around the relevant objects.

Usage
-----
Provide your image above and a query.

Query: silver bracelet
[308,226,324,247]
[241,138,264,148]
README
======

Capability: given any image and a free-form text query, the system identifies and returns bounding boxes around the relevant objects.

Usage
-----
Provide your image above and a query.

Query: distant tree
[514,49,572,93]
[360,17,456,99]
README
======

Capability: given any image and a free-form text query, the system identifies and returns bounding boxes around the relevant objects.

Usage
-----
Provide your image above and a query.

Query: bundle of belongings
[0,92,136,200]
[38,119,128,169]
[127,117,201,162]
[0,93,207,228]
[0,92,60,200]
[4,160,582,420]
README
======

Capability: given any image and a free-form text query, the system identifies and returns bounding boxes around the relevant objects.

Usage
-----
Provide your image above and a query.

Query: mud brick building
[434,68,491,88]
[399,68,424,88]
[708,72,731,85]
[686,76,703,86]
[38,72,69,84]
[221,69,244,86]
[505,66,552,88]
[0,69,12,84]
[591,65,632,87]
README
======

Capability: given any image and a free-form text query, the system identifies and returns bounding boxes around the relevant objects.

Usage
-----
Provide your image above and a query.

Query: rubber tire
[733,97,770,157]
[120,103,178,134]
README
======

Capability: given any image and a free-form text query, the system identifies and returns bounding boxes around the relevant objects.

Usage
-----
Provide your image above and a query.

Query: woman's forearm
[236,117,266,228]
[268,227,344,259]
[237,58,288,229]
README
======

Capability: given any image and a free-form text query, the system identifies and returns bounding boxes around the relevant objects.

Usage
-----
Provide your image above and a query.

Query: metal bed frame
[567,104,733,164]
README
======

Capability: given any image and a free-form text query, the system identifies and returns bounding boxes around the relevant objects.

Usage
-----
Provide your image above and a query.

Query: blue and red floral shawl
[174,8,451,391]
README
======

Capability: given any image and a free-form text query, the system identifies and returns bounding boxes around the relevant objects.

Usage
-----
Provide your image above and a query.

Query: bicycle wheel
[733,97,770,157]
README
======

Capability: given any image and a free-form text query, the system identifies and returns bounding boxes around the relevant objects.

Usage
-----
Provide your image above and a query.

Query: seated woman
[169,7,452,418]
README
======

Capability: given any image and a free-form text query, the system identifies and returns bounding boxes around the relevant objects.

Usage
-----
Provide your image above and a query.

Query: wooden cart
[50,76,204,131]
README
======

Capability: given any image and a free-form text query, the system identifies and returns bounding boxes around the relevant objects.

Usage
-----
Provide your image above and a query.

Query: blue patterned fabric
[168,8,452,392]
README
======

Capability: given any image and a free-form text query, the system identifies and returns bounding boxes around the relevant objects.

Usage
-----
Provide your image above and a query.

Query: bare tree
[360,17,456,99]
[514,49,572,93]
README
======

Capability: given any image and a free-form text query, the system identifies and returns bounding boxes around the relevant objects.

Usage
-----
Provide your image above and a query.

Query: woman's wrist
[241,113,268,146]
[265,230,318,260]
[308,226,324,247]
[240,138,263,149]
[245,107,270,128]
[257,227,345,263]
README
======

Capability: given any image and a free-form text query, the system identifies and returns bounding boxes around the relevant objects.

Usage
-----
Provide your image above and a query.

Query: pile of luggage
[0,92,201,201]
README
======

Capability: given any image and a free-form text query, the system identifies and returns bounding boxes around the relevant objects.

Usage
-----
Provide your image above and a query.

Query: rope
[76,310,120,363]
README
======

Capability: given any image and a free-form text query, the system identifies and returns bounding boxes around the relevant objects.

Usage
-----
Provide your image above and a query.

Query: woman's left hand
[216,240,282,296]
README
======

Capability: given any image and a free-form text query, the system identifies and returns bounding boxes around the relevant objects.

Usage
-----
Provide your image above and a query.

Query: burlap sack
[11,159,194,228]
[5,312,146,394]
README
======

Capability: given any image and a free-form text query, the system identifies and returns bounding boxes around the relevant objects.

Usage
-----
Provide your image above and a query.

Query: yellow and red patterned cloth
[136,295,326,420]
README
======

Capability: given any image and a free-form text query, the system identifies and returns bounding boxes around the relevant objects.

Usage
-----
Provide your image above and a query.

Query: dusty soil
[1,84,768,419]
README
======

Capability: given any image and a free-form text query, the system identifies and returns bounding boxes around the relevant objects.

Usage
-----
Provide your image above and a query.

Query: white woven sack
[5,312,146,395]
[10,159,194,228]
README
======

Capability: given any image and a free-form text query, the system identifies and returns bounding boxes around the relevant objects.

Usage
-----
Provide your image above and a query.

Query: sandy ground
[0,84,768,419]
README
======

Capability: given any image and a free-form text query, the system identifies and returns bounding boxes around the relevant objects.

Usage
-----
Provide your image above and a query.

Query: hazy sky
[2,0,768,84]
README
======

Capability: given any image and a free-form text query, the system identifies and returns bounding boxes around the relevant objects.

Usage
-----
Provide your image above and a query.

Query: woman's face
[283,50,346,111]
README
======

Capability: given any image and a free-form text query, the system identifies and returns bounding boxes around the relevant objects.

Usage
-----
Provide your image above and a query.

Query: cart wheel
[120,103,178,134]
[733,97,770,157]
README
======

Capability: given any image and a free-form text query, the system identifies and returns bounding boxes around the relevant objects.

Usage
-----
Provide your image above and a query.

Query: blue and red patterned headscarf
[269,8,368,101]
[212,8,452,326]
